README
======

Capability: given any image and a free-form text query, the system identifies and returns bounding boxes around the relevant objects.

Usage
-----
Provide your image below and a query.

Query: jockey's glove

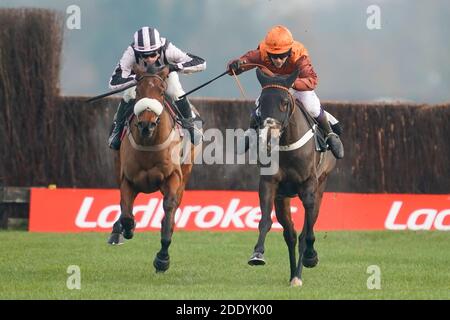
[168,64,180,73]
[227,59,245,75]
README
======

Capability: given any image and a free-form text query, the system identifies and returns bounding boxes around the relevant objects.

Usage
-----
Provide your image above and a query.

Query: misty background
[1,0,449,103]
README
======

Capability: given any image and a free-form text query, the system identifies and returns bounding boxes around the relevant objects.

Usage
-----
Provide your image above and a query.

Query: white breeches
[123,72,185,102]
[122,72,195,117]
[255,89,338,124]
[290,89,321,118]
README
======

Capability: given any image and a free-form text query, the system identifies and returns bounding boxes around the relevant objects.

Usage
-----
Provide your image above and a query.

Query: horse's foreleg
[248,178,276,266]
[154,172,181,273]
[302,179,327,268]
[119,178,137,240]
[274,196,298,284]
[108,152,124,245]
[295,177,318,283]
[107,220,124,245]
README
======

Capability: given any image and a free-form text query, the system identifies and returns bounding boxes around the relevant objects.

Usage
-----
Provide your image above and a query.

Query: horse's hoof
[290,277,303,287]
[153,255,170,273]
[248,252,266,266]
[120,218,135,240]
[107,233,124,245]
[302,250,319,268]
[122,229,134,240]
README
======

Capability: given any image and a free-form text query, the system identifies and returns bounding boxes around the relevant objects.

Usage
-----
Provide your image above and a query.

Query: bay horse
[248,68,336,287]
[108,64,195,273]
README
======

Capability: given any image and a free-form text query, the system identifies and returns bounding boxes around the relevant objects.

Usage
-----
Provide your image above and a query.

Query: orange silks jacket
[239,40,318,91]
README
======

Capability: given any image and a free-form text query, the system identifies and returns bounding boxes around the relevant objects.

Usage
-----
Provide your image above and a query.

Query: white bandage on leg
[166,72,196,118]
[123,86,136,103]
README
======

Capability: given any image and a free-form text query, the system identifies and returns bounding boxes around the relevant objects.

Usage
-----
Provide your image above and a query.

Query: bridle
[259,84,318,153]
[260,84,296,132]
[135,73,167,124]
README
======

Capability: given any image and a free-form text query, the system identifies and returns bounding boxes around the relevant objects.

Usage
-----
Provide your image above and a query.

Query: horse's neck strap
[276,124,317,152]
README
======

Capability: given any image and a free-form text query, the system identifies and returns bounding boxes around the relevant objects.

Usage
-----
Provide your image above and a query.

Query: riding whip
[85,81,137,103]
[178,70,229,99]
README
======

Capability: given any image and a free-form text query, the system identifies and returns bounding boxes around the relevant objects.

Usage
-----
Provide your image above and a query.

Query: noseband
[261,84,296,130]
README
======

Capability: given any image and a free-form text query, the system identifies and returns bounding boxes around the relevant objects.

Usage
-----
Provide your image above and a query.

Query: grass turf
[0,230,449,299]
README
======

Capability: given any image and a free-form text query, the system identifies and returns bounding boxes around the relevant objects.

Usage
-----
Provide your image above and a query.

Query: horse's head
[132,64,170,139]
[256,68,299,132]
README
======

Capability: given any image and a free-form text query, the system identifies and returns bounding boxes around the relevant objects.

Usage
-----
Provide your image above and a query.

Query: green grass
[0,230,449,299]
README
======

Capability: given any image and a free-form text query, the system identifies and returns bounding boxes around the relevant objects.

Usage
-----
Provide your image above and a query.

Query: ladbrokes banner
[29,188,450,232]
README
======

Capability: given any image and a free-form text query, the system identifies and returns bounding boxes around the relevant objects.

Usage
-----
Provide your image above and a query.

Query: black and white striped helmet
[133,27,164,53]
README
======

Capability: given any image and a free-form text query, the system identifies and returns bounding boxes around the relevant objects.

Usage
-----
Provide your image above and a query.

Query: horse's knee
[301,192,315,211]
[259,216,273,232]
[163,196,178,213]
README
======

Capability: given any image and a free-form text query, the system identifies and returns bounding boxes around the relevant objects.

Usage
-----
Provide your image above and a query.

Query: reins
[129,73,179,152]
[260,84,296,130]
[230,63,276,99]
[137,73,168,91]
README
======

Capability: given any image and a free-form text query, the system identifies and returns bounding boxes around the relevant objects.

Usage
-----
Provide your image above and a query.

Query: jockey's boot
[175,97,203,145]
[315,108,344,159]
[108,99,135,150]
[324,111,343,136]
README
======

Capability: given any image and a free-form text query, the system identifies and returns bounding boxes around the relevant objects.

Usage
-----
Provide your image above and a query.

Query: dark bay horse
[108,64,195,273]
[248,68,336,286]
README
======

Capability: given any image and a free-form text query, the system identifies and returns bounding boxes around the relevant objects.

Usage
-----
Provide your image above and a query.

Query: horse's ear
[256,68,272,87]
[133,63,145,78]
[284,69,300,88]
[158,65,170,79]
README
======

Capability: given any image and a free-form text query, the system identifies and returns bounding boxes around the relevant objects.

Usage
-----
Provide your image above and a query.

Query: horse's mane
[145,64,166,75]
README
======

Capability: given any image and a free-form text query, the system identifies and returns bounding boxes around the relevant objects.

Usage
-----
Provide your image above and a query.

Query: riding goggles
[268,49,291,60]
[140,50,159,58]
